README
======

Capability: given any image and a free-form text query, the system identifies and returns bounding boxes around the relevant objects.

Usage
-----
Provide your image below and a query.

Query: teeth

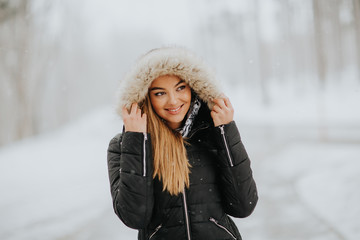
[168,106,181,112]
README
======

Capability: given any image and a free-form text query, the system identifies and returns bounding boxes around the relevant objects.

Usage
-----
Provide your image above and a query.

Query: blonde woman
[107,47,258,240]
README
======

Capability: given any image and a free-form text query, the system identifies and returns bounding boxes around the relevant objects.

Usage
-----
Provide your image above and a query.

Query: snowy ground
[1,88,359,239]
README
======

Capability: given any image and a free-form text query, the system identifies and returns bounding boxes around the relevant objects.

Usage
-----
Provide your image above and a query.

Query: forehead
[150,75,183,88]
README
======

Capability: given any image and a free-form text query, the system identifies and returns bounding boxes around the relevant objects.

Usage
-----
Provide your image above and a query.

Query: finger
[212,98,222,107]
[213,98,227,109]
[212,104,222,113]
[210,111,221,127]
[212,98,220,103]
[136,106,141,115]
[210,110,218,119]
[217,92,227,99]
[130,103,138,115]
[224,97,232,108]
[122,105,129,117]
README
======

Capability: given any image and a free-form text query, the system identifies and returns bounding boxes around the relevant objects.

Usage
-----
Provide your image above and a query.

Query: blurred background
[0,0,359,239]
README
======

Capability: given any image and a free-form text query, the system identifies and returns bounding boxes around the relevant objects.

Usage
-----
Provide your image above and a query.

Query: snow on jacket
[107,47,258,240]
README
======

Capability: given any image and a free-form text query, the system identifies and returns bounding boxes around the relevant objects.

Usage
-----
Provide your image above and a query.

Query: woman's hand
[122,103,147,133]
[211,97,234,127]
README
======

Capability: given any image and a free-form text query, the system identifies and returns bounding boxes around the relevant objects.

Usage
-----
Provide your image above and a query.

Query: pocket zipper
[209,217,236,240]
[143,133,147,177]
[149,224,162,239]
[219,125,234,167]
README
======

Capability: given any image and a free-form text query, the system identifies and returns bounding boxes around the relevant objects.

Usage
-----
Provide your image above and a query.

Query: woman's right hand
[122,103,147,133]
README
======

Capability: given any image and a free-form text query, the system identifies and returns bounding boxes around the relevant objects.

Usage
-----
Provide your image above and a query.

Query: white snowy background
[1,0,359,239]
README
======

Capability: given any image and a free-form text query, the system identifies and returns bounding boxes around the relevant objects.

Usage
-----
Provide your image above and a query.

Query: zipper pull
[219,125,225,134]
[155,224,162,231]
[209,217,217,223]
[149,224,162,239]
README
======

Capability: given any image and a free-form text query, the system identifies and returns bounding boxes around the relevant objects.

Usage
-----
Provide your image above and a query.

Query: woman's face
[149,75,192,129]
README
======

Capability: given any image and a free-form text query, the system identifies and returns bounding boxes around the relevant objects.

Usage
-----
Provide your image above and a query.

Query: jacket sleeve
[107,131,154,229]
[214,121,258,218]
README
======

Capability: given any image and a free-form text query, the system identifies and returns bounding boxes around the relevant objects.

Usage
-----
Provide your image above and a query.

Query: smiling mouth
[166,104,183,112]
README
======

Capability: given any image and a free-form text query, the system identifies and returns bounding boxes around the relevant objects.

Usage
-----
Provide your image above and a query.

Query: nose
[167,92,178,105]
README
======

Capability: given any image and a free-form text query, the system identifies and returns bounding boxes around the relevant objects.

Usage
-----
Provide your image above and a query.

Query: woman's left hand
[211,97,234,127]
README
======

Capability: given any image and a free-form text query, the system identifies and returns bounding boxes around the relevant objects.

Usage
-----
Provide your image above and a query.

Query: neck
[167,121,181,130]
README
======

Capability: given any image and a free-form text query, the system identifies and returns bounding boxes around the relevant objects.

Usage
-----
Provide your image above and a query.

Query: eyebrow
[149,79,185,91]
[175,80,185,87]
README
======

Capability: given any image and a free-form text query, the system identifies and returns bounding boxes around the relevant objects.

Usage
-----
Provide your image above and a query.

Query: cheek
[149,96,163,114]
[184,89,192,102]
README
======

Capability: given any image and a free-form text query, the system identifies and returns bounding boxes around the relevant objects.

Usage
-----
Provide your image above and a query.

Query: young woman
[107,47,258,240]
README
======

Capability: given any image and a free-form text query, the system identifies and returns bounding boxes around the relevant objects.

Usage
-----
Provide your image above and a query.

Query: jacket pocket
[209,217,237,240]
[149,224,162,239]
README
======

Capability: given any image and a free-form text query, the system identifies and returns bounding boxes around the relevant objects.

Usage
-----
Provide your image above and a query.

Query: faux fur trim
[116,47,222,117]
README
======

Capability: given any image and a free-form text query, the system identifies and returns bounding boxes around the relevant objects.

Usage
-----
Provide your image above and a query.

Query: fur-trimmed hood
[116,47,222,117]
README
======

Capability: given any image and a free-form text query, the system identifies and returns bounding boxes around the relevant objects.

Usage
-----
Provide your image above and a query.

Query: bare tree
[254,0,270,105]
[312,0,327,87]
[331,0,344,75]
[353,0,360,78]
[0,0,33,141]
[0,0,17,24]
[0,0,56,144]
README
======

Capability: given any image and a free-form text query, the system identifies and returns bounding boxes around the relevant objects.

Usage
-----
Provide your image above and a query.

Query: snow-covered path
[1,106,359,240]
[241,132,359,240]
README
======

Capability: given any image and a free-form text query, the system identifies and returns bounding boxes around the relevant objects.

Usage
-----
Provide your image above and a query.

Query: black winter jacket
[107,105,258,240]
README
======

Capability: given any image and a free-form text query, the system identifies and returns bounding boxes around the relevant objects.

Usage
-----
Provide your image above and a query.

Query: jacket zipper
[219,125,234,167]
[209,217,236,240]
[182,189,191,240]
[143,133,147,177]
[149,224,162,239]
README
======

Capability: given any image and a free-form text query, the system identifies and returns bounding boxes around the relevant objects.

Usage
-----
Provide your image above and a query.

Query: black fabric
[107,104,258,240]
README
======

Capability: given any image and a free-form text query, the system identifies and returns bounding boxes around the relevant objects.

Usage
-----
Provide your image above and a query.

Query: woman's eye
[154,92,165,96]
[177,85,186,91]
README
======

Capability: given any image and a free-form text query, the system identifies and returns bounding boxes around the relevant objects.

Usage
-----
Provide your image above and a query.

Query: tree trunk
[353,0,360,79]
[254,0,270,105]
[312,0,327,87]
[332,0,343,75]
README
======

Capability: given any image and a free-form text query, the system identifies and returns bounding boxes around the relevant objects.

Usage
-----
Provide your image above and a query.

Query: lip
[166,104,184,115]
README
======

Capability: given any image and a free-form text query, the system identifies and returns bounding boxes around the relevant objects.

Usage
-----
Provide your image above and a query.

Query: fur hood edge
[116,47,222,117]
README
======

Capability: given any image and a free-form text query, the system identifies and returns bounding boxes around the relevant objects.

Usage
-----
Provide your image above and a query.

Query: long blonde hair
[141,95,191,196]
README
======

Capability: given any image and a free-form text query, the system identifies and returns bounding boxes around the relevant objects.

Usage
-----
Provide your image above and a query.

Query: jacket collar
[186,101,213,138]
[179,96,202,137]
